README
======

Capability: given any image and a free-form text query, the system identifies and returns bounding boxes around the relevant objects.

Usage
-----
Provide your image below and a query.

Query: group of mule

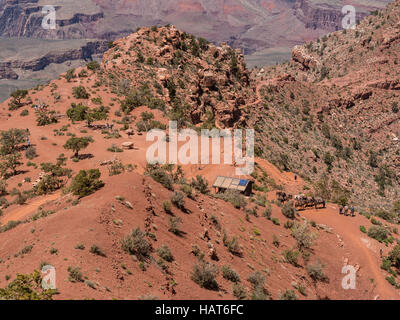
[276,191,326,210]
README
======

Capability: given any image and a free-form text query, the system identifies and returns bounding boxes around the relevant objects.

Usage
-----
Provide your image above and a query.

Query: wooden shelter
[212,176,254,196]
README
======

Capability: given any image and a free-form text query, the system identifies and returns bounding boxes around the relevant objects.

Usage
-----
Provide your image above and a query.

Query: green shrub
[89,245,106,257]
[279,290,298,300]
[70,169,104,198]
[67,266,83,282]
[281,201,296,219]
[146,165,174,190]
[168,217,182,235]
[157,245,174,262]
[25,146,37,160]
[20,109,29,116]
[232,283,247,300]
[306,260,328,282]
[0,271,56,300]
[388,245,400,269]
[171,191,185,210]
[223,232,242,256]
[162,200,172,213]
[86,61,100,71]
[221,265,240,283]
[121,228,152,261]
[291,222,316,250]
[191,262,219,290]
[262,205,272,219]
[191,175,209,194]
[283,249,300,266]
[215,190,247,209]
[368,225,390,243]
[72,86,90,99]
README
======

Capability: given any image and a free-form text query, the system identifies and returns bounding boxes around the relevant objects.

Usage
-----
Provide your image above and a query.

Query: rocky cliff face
[249,0,400,209]
[293,0,378,31]
[0,40,107,79]
[0,0,103,39]
[0,0,391,46]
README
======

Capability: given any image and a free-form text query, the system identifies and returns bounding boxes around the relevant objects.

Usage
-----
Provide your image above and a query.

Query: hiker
[344,205,349,216]
[26,137,30,147]
[380,248,383,258]
[350,206,355,217]
[294,174,297,181]
[110,124,114,130]
[339,206,343,215]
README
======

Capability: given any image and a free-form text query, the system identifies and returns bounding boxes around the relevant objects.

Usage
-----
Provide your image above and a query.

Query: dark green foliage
[8,89,28,110]
[0,270,56,300]
[63,136,92,158]
[72,86,90,99]
[191,175,209,194]
[86,61,100,71]
[368,225,390,243]
[70,169,103,198]
[281,201,296,219]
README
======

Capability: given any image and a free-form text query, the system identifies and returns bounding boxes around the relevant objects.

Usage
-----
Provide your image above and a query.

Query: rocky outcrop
[0,65,18,79]
[292,45,320,70]
[103,26,254,128]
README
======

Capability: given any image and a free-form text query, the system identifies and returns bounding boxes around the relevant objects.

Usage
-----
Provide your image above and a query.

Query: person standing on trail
[350,206,355,217]
[26,137,30,148]
[344,205,349,216]
[339,206,343,215]
[294,174,297,182]
[380,248,383,258]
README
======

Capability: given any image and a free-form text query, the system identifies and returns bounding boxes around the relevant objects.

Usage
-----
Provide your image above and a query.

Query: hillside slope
[248,0,400,210]
[0,22,399,300]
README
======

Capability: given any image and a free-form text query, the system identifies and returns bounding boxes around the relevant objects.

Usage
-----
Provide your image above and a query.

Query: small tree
[86,106,109,126]
[191,175,209,194]
[67,103,89,123]
[63,137,92,158]
[70,169,103,198]
[388,245,400,269]
[0,129,27,155]
[281,201,296,219]
[2,153,22,176]
[86,61,100,71]
[35,157,72,195]
[72,86,90,99]
[0,270,56,300]
[65,69,75,82]
[8,89,28,110]
[35,109,58,126]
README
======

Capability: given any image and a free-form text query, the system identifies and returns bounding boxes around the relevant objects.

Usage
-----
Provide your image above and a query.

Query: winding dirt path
[301,204,399,300]
[1,192,61,224]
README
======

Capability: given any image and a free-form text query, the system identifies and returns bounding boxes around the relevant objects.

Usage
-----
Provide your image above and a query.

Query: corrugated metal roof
[213,176,251,192]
